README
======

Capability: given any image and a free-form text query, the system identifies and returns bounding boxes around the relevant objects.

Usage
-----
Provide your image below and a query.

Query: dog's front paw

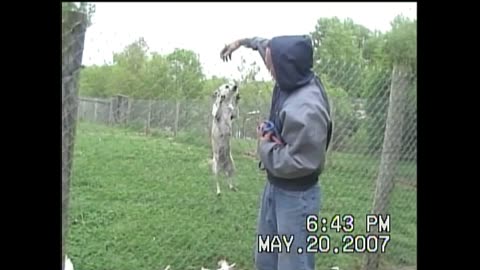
[228,184,238,192]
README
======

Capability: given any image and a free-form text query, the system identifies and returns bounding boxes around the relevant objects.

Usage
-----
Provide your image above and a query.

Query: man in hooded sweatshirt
[220,35,333,270]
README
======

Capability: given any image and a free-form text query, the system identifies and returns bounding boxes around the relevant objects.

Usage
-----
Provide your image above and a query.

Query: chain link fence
[63,9,416,270]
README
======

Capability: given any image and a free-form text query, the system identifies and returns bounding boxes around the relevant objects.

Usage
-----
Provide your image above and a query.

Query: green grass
[67,122,416,270]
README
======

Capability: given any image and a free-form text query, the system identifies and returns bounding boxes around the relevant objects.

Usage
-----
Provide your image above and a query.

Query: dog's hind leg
[225,153,237,192]
[211,158,221,196]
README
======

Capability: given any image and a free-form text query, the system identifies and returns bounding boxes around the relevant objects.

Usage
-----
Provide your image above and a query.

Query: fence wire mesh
[62,6,417,270]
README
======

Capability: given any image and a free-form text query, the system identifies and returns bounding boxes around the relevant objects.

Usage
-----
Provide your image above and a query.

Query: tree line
[76,6,416,158]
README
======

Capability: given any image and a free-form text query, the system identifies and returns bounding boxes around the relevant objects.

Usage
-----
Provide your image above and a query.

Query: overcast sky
[81,2,417,81]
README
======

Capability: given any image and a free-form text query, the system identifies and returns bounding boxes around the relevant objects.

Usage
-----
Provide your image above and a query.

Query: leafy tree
[166,48,205,99]
[143,52,171,99]
[79,65,113,97]
[364,15,417,157]
[110,38,149,97]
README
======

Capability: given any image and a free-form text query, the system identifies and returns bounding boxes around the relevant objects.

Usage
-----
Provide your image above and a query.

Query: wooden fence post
[62,10,87,270]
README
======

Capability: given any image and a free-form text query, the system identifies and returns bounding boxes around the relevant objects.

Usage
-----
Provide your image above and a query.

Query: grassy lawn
[67,122,416,270]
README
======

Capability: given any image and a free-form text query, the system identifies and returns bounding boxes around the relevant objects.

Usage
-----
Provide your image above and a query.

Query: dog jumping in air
[210,81,240,196]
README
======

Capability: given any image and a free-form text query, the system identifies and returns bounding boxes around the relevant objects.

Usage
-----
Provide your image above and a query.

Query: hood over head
[269,35,315,92]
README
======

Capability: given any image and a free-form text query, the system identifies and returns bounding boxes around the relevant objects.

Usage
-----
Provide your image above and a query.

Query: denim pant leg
[254,182,278,270]
[275,184,321,270]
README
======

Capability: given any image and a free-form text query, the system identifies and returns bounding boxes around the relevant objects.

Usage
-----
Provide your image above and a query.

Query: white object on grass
[217,259,236,270]
[65,255,74,270]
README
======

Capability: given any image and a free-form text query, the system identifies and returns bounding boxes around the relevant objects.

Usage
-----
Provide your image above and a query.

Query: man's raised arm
[220,37,270,64]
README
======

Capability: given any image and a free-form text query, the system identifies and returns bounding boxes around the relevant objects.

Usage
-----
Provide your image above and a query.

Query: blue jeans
[254,181,321,270]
